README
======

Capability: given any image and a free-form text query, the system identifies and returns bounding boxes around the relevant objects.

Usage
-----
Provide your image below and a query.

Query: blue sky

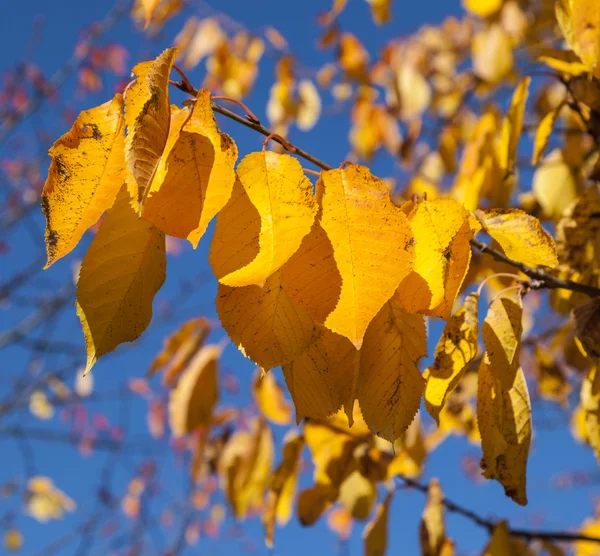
[1,1,598,555]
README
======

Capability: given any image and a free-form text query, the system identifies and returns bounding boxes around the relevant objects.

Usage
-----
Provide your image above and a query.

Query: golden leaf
[25,477,76,522]
[216,270,315,370]
[472,25,514,83]
[282,326,359,424]
[219,418,274,520]
[481,208,558,268]
[579,366,600,462]
[498,78,530,176]
[147,317,211,385]
[425,293,479,423]
[573,297,600,359]
[358,301,426,443]
[297,484,338,526]
[2,529,23,552]
[317,164,414,348]
[477,357,531,506]
[76,186,166,373]
[532,105,563,165]
[42,94,125,268]
[211,152,316,287]
[365,0,394,24]
[253,369,293,426]
[463,0,502,17]
[363,492,392,556]
[143,90,238,247]
[395,198,479,319]
[136,0,161,29]
[263,431,304,547]
[168,344,220,437]
[576,511,600,556]
[338,470,376,520]
[124,48,177,210]
[556,0,600,78]
[538,49,589,75]
[420,478,449,556]
[386,415,428,478]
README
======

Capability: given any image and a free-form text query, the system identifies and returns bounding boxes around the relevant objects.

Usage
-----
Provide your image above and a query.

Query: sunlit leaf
[253,369,293,426]
[363,492,392,556]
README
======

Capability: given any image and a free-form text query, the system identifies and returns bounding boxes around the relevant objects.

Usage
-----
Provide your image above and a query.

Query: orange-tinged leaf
[168,344,220,437]
[143,90,238,246]
[137,0,161,29]
[363,492,392,556]
[253,369,292,426]
[219,418,274,519]
[124,48,177,210]
[498,78,530,176]
[3,529,23,552]
[481,208,558,268]
[211,151,317,287]
[281,218,342,326]
[76,186,166,373]
[395,198,479,319]
[477,357,531,506]
[282,326,359,424]
[556,0,600,78]
[318,164,414,348]
[263,431,304,547]
[366,0,394,25]
[425,293,479,423]
[358,301,426,443]
[42,94,125,268]
[216,270,315,370]
[532,105,563,165]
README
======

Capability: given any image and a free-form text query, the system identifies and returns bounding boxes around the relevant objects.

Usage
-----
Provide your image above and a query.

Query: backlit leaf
[573,297,600,358]
[481,208,558,268]
[124,48,177,210]
[76,186,166,373]
[498,78,530,176]
[143,89,238,247]
[216,270,315,370]
[358,301,427,443]
[317,164,414,348]
[579,366,600,463]
[425,293,479,423]
[253,369,293,426]
[211,151,316,287]
[263,431,304,547]
[420,478,449,556]
[42,94,125,268]
[338,470,376,520]
[25,477,76,522]
[363,492,392,556]
[168,344,220,437]
[532,105,563,165]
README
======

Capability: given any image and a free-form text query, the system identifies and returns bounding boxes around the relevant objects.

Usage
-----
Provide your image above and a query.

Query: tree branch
[169,80,600,299]
[397,476,600,545]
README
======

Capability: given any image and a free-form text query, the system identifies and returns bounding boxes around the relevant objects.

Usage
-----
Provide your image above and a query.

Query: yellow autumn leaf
[338,470,376,520]
[472,25,514,83]
[556,0,600,78]
[481,521,514,555]
[168,344,220,437]
[579,366,600,462]
[463,0,502,17]
[282,326,359,424]
[219,418,274,520]
[76,186,166,373]
[136,0,161,29]
[532,149,579,220]
[124,48,177,210]
[25,477,76,522]
[498,78,530,176]
[147,317,211,384]
[366,0,393,24]
[425,293,479,424]
[532,104,563,165]
[42,94,125,268]
[420,478,449,556]
[211,151,316,287]
[576,511,600,556]
[481,208,558,267]
[573,297,600,359]
[3,529,23,552]
[386,415,428,478]
[317,164,414,348]
[253,369,293,426]
[538,48,589,75]
[363,492,392,556]
[358,301,426,443]
[478,357,531,506]
[395,198,479,319]
[298,483,339,526]
[263,431,304,548]
[143,89,238,247]
[216,270,315,370]
[29,390,54,420]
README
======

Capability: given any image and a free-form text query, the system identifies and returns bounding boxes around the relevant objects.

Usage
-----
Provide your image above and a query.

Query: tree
[1,0,600,554]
